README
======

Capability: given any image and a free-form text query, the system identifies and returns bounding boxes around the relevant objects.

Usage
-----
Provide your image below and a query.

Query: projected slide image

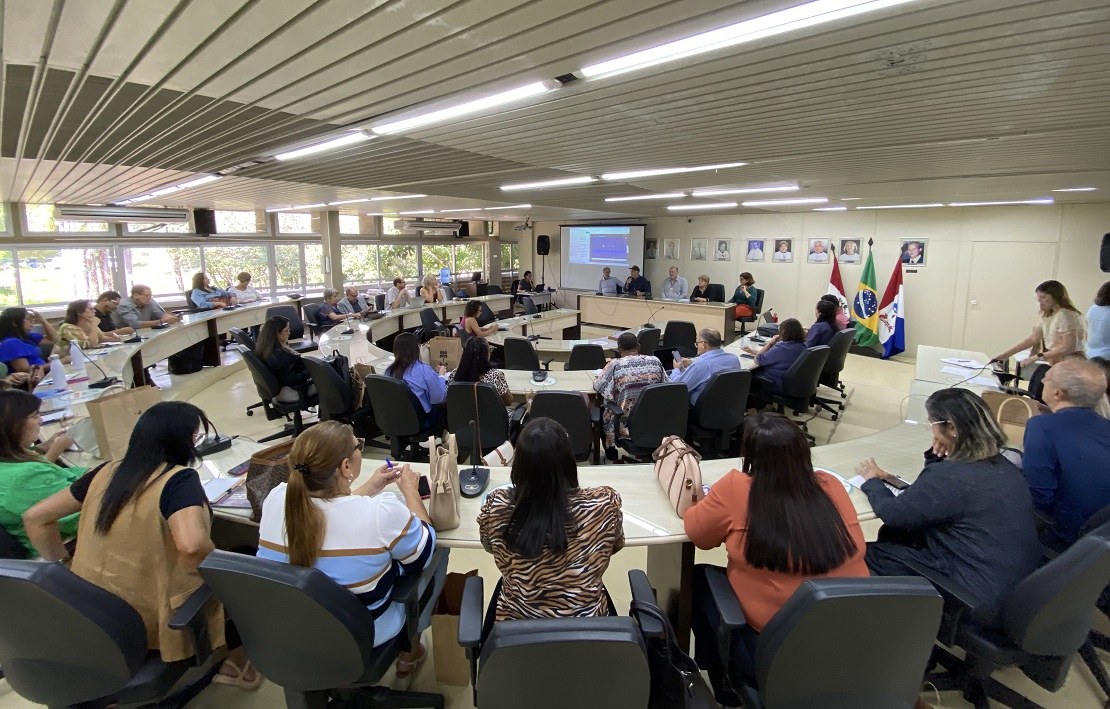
[559,224,646,291]
[567,226,633,266]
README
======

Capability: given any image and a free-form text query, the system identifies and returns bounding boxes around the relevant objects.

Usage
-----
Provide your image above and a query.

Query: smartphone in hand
[418,475,431,499]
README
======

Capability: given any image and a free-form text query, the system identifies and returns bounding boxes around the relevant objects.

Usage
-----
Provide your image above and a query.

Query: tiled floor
[0,349,1105,708]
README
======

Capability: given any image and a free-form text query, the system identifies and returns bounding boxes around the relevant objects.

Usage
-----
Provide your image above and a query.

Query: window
[123,247,201,299]
[15,248,115,306]
[454,244,485,280]
[201,245,269,292]
[274,244,305,290]
[0,204,7,232]
[378,245,418,288]
[278,212,316,234]
[500,242,519,280]
[382,216,403,235]
[0,250,17,306]
[125,222,190,234]
[341,244,379,286]
[24,204,109,233]
[304,244,324,288]
[215,210,262,233]
[422,245,452,281]
[339,214,361,234]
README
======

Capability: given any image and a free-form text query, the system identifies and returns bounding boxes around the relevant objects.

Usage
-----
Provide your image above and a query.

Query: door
[963,242,1056,355]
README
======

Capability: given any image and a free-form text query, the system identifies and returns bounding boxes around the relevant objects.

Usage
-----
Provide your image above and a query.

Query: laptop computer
[404,296,427,309]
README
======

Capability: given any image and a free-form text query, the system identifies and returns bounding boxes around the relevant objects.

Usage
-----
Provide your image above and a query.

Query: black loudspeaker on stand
[537,234,550,294]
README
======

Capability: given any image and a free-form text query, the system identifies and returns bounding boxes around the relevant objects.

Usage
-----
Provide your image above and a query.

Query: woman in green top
[730,272,759,319]
[0,390,84,555]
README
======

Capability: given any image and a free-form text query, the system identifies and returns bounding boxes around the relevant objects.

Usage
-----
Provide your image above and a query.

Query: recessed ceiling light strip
[273,132,372,161]
[605,192,687,202]
[371,81,558,135]
[501,176,596,191]
[602,162,747,181]
[667,202,738,211]
[742,197,828,207]
[691,185,799,197]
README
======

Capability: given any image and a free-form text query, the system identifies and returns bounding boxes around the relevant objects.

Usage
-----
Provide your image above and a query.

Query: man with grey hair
[112,284,179,330]
[1022,359,1110,548]
[669,327,741,405]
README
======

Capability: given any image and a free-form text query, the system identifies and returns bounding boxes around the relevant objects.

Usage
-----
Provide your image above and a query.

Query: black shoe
[605,446,619,462]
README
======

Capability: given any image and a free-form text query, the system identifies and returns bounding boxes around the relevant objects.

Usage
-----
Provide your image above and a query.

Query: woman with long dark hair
[256,421,444,680]
[448,336,512,405]
[23,401,261,688]
[992,279,1086,367]
[685,413,866,697]
[805,298,840,347]
[189,271,234,311]
[386,332,446,428]
[255,315,311,393]
[0,306,57,376]
[460,299,498,340]
[477,418,623,624]
[0,390,84,555]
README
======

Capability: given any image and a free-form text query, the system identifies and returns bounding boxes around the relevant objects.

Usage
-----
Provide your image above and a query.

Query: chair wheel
[246,410,253,416]
[831,413,838,421]
[838,404,845,411]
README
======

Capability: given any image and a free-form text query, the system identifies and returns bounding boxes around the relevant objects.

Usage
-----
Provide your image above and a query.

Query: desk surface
[577,293,736,344]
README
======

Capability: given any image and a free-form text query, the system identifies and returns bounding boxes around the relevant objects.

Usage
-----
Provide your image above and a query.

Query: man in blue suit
[1022,359,1110,549]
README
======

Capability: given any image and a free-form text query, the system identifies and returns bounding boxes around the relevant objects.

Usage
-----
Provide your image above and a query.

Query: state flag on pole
[827,254,847,313]
[878,259,905,359]
[853,247,881,347]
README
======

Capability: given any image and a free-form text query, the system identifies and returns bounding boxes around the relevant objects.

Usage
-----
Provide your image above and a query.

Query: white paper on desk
[202,477,242,504]
[939,366,998,387]
[816,467,853,494]
[847,474,906,496]
[940,358,986,369]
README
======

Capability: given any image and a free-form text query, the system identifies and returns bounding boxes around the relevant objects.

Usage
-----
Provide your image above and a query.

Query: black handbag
[629,599,717,709]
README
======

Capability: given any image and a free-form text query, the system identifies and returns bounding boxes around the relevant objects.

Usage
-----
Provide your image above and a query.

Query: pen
[385,458,394,469]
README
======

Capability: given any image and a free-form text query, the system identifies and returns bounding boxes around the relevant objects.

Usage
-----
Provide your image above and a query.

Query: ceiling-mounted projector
[55,205,191,222]
[397,219,463,232]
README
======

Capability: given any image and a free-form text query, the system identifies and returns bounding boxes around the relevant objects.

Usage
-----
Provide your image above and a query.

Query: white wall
[511,205,1110,354]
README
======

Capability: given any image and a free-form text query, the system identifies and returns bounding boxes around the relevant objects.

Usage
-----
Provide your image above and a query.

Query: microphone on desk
[195,422,233,456]
[71,344,120,389]
[459,418,490,498]
[342,314,355,335]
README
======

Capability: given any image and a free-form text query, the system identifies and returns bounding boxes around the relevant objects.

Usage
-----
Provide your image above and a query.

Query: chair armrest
[704,566,748,632]
[458,574,485,649]
[902,560,980,646]
[541,358,553,370]
[604,401,624,416]
[168,585,215,666]
[627,570,664,639]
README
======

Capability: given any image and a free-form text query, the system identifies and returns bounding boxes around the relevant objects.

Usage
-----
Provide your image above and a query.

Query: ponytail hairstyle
[284,421,358,567]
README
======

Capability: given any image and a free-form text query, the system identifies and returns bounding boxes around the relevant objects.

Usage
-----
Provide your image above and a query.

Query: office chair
[265,305,319,354]
[566,343,606,371]
[0,559,221,707]
[521,295,539,316]
[240,346,319,442]
[503,337,552,371]
[660,320,697,358]
[1071,507,1110,705]
[458,574,650,708]
[735,288,765,335]
[688,370,751,458]
[696,568,942,708]
[184,289,201,313]
[611,382,689,462]
[636,327,661,357]
[0,527,27,560]
[447,382,509,463]
[477,302,497,326]
[303,356,358,423]
[770,345,831,444]
[229,328,265,417]
[914,532,1110,709]
[416,308,447,343]
[200,549,448,709]
[528,391,596,462]
[364,374,436,461]
[704,283,727,303]
[485,285,503,295]
[813,329,855,419]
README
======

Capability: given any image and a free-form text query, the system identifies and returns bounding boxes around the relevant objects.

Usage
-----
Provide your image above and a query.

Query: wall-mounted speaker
[458,221,470,237]
[537,234,550,255]
[193,208,217,235]
[1101,233,1110,272]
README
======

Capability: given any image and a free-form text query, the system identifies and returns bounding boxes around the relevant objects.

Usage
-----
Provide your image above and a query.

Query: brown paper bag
[83,385,163,460]
[432,570,477,686]
[981,390,1040,445]
[426,336,462,372]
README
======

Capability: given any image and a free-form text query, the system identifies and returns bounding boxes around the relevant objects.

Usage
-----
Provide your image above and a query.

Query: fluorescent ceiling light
[369,194,426,201]
[667,202,738,211]
[274,131,372,161]
[1052,187,1098,192]
[501,176,596,191]
[602,162,747,181]
[813,206,848,211]
[265,203,326,212]
[365,212,389,216]
[175,175,221,190]
[742,197,828,207]
[691,185,799,197]
[855,203,944,210]
[400,210,436,215]
[371,81,556,135]
[839,197,863,201]
[581,0,918,79]
[328,198,371,206]
[605,192,687,202]
[438,208,484,213]
[119,175,222,203]
[484,204,532,210]
[948,199,1054,207]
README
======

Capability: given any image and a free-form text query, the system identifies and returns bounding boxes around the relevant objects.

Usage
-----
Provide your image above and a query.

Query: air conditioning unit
[55,205,191,223]
[397,219,463,232]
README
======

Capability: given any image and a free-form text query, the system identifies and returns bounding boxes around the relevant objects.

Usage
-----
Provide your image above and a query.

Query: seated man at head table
[112,284,180,331]
[314,288,348,328]
[593,331,666,461]
[624,266,651,298]
[1021,359,1110,550]
[598,267,622,295]
[386,276,413,309]
[93,291,134,336]
[660,266,689,301]
[670,328,741,405]
[336,287,373,318]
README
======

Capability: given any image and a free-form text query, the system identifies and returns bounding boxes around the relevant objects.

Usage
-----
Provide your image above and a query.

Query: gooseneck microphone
[459,418,490,498]
[71,344,120,389]
[342,314,355,335]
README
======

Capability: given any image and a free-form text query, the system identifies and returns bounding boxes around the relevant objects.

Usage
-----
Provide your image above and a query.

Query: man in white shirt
[808,240,830,263]
[661,266,689,301]
[337,287,373,317]
[746,241,764,261]
[598,267,621,294]
[386,277,412,309]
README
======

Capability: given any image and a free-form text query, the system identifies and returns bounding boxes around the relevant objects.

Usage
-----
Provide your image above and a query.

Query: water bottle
[69,341,86,375]
[48,354,69,394]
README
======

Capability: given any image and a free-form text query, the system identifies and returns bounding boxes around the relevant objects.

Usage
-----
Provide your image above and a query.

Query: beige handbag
[652,435,704,518]
[428,433,461,531]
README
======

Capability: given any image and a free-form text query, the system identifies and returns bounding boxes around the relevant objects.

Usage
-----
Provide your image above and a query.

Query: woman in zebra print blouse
[478,417,624,627]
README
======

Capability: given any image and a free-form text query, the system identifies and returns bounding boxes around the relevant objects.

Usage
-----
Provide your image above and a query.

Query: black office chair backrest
[240,347,283,401]
[661,320,696,350]
[522,296,538,315]
[486,285,504,295]
[627,382,689,450]
[477,616,650,708]
[0,559,148,706]
[503,337,540,371]
[752,287,766,314]
[304,356,354,420]
[266,305,306,340]
[364,374,425,437]
[442,284,455,300]
[1078,504,1110,539]
[1001,533,1110,656]
[636,327,661,357]
[756,577,942,709]
[303,303,323,329]
[693,369,751,431]
[419,308,444,334]
[0,526,28,559]
[567,344,606,371]
[510,279,520,295]
[783,345,831,400]
[529,392,593,461]
[823,328,855,377]
[374,293,386,311]
[184,290,200,313]
[705,283,726,302]
[228,327,256,351]
[478,302,497,326]
[199,551,377,692]
[446,382,509,454]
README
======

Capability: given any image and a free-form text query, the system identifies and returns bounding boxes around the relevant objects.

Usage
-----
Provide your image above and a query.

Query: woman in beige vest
[23,401,262,689]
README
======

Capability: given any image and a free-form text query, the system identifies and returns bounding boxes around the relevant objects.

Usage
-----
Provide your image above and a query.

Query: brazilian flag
[853,249,880,347]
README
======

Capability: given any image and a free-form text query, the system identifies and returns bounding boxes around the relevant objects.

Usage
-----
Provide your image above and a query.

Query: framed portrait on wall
[713,239,732,261]
[690,238,708,261]
[772,239,793,263]
[745,239,765,262]
[807,238,834,264]
[900,239,926,266]
[663,238,680,260]
[839,239,862,263]
[645,238,658,259]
